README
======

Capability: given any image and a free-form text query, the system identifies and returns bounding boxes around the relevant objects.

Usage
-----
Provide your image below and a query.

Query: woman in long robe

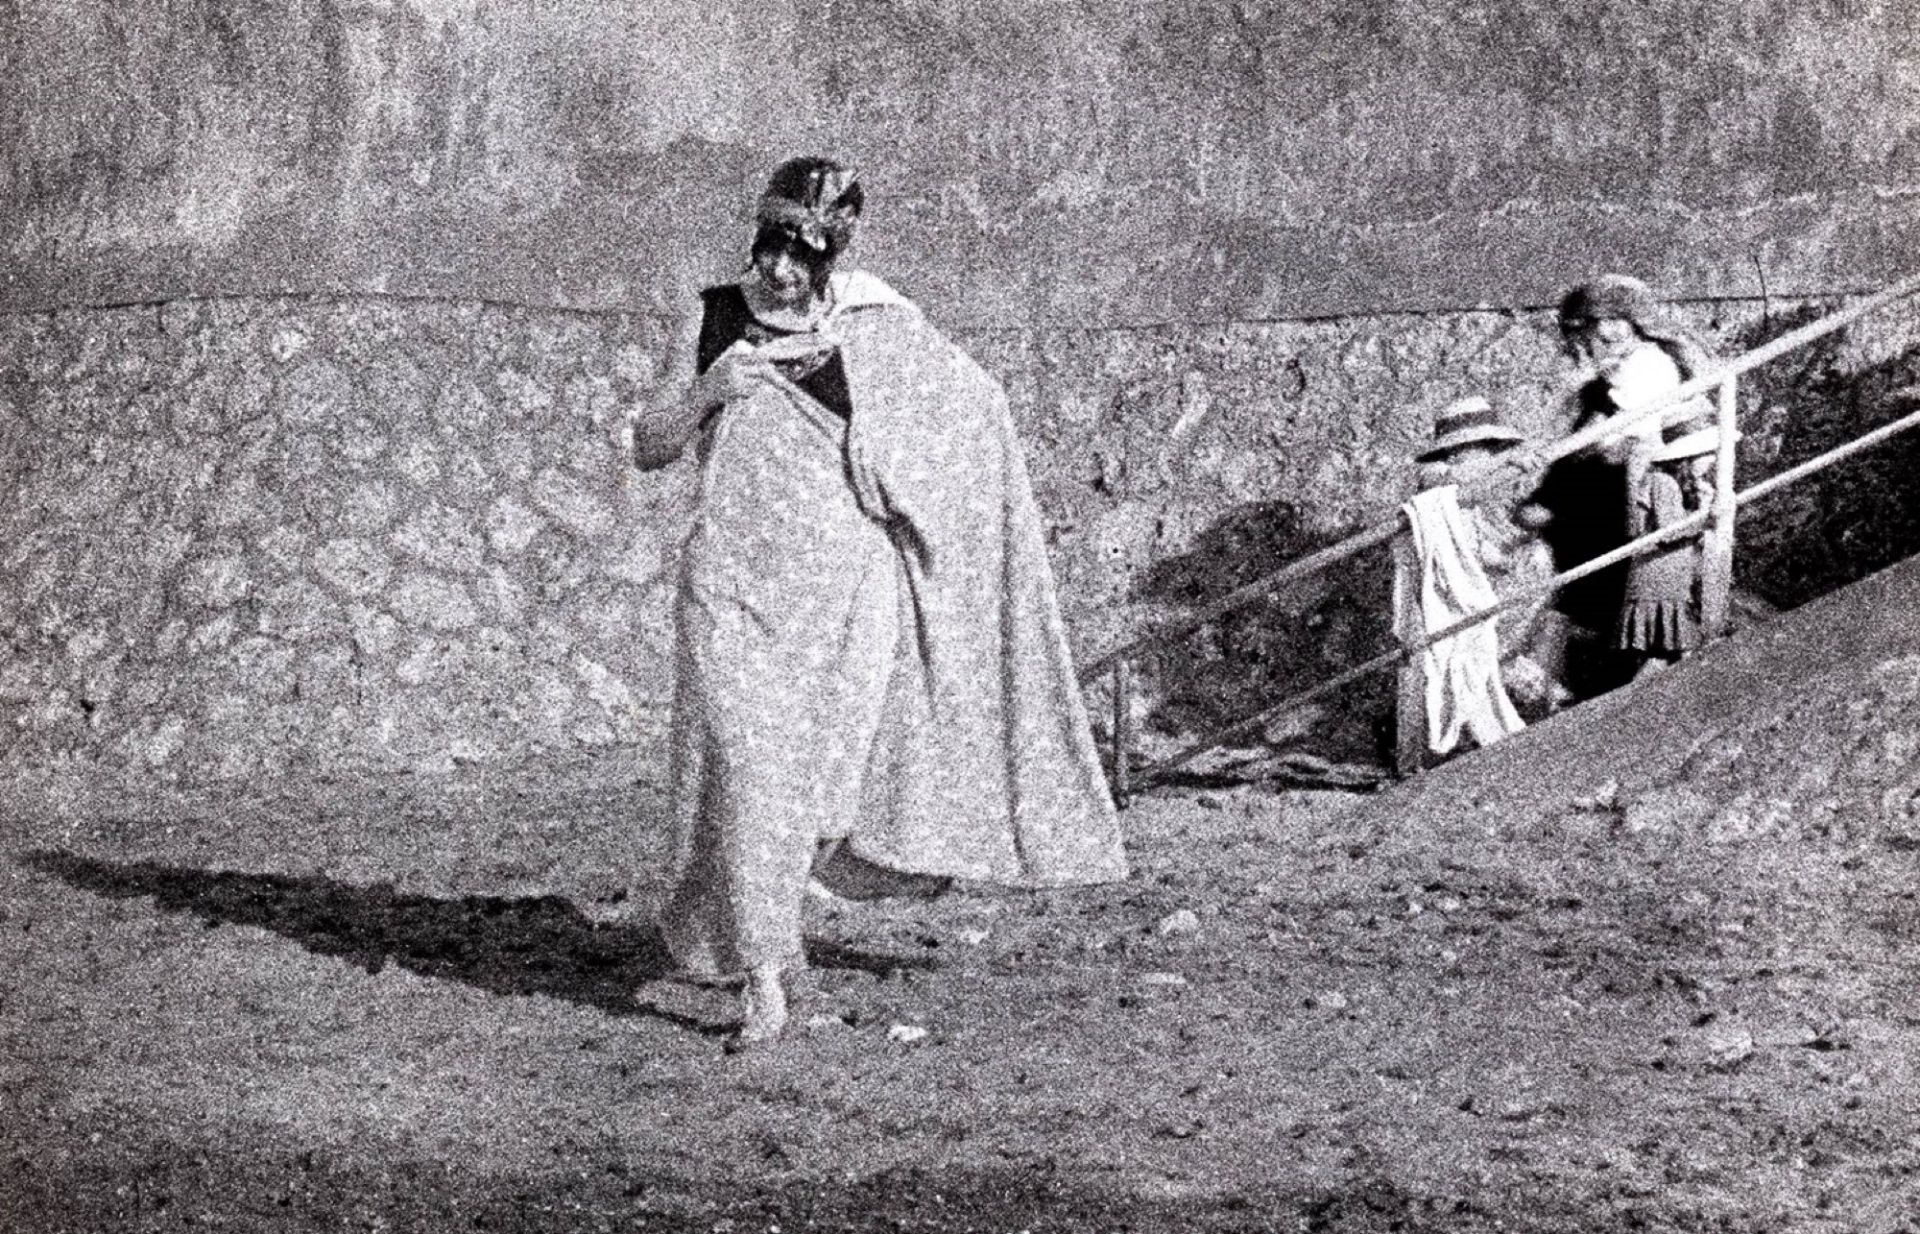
[629,157,1127,1045]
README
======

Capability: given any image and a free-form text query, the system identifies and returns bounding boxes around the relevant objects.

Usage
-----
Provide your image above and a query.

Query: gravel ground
[6,563,1920,1233]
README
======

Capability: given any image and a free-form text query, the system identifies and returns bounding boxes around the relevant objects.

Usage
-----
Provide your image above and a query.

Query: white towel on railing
[1395,486,1524,755]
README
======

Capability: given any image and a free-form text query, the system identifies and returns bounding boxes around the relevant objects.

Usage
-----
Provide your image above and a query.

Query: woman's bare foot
[728,962,789,1051]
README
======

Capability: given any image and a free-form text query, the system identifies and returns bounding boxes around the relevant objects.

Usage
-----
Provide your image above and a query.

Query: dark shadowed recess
[1135,499,1399,771]
[19,851,927,1027]
[1729,306,1920,609]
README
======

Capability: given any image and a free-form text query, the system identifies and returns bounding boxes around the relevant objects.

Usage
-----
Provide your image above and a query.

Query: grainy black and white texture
[3,3,1920,1231]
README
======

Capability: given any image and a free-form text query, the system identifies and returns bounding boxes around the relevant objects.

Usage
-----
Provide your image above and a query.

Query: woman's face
[1568,316,1638,364]
[751,241,818,309]
[1592,316,1637,356]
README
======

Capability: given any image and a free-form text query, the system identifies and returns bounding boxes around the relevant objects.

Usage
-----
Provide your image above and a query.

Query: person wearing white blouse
[1553,275,1720,678]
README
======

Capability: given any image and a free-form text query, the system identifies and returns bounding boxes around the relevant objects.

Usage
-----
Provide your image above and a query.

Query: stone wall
[4,0,1918,786]
[5,0,1917,323]
[0,298,680,782]
[4,290,1917,784]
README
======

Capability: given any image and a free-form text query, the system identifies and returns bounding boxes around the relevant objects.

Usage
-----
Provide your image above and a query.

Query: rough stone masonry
[3,288,1916,787]
[3,0,1918,789]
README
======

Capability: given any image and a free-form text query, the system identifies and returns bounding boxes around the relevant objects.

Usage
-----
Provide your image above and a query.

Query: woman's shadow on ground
[21,850,925,1033]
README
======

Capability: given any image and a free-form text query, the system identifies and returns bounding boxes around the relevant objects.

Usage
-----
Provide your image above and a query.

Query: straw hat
[1414,397,1526,462]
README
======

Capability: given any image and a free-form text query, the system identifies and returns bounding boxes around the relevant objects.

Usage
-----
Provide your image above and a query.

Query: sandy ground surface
[6,563,1920,1233]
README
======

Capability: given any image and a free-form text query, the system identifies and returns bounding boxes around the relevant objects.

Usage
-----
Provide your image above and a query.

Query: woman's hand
[1512,500,1553,531]
[629,396,703,471]
[1596,422,1659,468]
[628,343,778,472]
[689,341,777,411]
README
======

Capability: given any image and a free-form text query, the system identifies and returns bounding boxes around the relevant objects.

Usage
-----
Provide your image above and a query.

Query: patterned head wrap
[755,158,863,259]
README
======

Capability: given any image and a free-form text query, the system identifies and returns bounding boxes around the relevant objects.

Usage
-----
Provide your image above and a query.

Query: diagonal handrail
[1458,269,1920,497]
[1080,521,1402,678]
[1089,270,1920,799]
[1082,269,1920,684]
[1141,399,1920,787]
[1144,507,1715,782]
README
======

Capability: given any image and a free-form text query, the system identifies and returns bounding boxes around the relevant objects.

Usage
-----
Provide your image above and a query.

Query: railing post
[1392,531,1426,778]
[1700,374,1739,637]
[1111,659,1133,807]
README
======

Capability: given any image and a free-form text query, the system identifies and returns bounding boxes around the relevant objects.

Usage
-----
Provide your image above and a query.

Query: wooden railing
[1090,271,1920,803]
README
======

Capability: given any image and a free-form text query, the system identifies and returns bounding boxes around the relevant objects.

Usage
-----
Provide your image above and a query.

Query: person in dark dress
[691,283,854,419]
[1520,445,1634,697]
[1519,275,1719,695]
